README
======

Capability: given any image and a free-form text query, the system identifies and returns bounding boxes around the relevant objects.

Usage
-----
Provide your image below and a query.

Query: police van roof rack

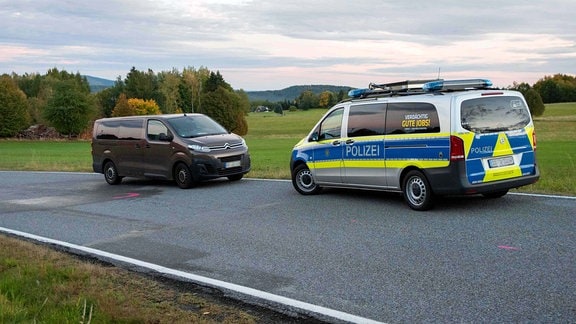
[348,78,493,99]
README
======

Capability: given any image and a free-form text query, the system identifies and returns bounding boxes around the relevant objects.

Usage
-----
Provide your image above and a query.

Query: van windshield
[167,115,228,138]
[460,96,531,133]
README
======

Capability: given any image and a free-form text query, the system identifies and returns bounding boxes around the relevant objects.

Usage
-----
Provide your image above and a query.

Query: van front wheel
[104,161,123,185]
[174,163,196,189]
[292,164,321,195]
[402,170,434,211]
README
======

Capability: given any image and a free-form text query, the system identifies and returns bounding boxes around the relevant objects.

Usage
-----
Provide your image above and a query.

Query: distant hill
[246,85,354,102]
[85,75,115,93]
[84,76,353,102]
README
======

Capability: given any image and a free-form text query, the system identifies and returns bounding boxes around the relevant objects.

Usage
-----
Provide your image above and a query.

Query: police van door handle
[345,139,355,145]
[332,140,341,146]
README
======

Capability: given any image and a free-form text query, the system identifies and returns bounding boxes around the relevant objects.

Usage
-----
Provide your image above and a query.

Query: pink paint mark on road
[113,193,140,199]
[498,245,521,251]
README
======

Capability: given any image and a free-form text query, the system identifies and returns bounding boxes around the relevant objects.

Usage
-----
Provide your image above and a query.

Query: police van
[290,79,539,210]
[92,113,250,188]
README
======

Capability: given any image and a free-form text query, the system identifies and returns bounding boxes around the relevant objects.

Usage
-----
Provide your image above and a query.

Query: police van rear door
[457,92,537,185]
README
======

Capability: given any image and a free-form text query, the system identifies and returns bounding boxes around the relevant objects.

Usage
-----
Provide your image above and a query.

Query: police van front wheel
[402,170,434,211]
[292,164,321,195]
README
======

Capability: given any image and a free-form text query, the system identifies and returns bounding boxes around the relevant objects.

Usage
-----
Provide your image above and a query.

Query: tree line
[0,66,249,138]
[0,69,574,138]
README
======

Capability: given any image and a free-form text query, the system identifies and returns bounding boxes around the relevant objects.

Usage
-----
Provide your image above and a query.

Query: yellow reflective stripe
[309,161,342,169]
[483,165,523,182]
[493,133,514,157]
[386,160,450,169]
[343,160,385,168]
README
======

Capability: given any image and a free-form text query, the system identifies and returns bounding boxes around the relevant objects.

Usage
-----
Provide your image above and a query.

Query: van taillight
[532,130,537,150]
[450,136,465,161]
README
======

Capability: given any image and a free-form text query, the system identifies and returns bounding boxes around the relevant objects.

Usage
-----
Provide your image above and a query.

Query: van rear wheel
[104,161,123,185]
[174,163,196,189]
[292,164,321,195]
[402,170,434,211]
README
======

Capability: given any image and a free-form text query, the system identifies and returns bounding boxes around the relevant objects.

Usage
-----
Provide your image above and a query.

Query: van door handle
[345,139,355,145]
[332,140,341,146]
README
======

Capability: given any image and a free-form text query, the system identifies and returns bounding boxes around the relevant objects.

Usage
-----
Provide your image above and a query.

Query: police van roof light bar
[348,78,493,99]
[422,79,493,92]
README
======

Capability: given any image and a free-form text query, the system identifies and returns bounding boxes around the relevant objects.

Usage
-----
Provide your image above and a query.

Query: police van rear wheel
[293,164,321,195]
[403,170,433,211]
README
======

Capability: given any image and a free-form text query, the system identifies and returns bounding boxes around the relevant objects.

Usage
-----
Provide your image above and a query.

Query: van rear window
[461,96,531,133]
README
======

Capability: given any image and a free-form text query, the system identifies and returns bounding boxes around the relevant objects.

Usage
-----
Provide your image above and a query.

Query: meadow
[0,103,574,195]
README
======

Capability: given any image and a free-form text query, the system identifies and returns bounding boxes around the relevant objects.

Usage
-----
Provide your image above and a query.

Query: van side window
[385,103,440,134]
[147,120,169,141]
[317,108,344,141]
[97,119,142,140]
[347,104,386,137]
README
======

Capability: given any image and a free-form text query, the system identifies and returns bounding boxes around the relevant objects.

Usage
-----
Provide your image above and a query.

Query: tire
[482,190,508,198]
[292,164,321,195]
[402,170,434,211]
[227,174,244,181]
[103,161,123,185]
[174,163,196,189]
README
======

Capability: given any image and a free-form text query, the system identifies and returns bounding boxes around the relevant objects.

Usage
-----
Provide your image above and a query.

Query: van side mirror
[159,133,173,141]
[309,131,319,142]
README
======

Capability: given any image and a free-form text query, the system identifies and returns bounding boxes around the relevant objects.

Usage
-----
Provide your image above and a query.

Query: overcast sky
[1,0,575,90]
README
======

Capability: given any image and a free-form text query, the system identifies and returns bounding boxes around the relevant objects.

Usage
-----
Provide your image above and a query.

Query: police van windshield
[167,115,228,138]
[460,96,531,133]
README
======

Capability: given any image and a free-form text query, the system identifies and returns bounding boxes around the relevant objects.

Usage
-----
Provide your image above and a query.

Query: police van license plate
[224,160,241,168]
[488,156,514,168]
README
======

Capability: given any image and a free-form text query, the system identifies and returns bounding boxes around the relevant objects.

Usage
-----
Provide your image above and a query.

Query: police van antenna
[437,67,441,80]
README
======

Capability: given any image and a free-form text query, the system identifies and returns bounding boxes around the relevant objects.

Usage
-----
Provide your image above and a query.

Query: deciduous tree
[43,79,95,136]
[0,75,31,137]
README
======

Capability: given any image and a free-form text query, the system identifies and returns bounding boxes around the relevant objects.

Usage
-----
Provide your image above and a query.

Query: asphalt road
[1,171,575,323]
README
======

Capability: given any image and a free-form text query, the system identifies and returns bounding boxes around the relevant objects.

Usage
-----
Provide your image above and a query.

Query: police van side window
[147,120,169,141]
[347,104,386,137]
[385,103,440,135]
[316,108,344,141]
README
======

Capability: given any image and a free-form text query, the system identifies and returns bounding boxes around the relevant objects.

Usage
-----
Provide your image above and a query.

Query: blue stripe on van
[384,137,450,160]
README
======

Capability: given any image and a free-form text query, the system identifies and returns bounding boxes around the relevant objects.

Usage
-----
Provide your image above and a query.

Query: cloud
[0,0,574,90]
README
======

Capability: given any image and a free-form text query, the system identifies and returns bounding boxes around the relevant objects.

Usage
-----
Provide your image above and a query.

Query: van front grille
[220,155,242,163]
[218,167,243,176]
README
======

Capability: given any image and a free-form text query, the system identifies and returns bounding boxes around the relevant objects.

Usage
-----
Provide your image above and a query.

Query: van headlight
[188,144,211,152]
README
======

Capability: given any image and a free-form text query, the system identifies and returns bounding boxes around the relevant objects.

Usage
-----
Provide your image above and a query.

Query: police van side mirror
[309,131,319,142]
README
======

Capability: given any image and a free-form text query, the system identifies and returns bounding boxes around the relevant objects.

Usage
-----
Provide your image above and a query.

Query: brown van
[91,113,250,188]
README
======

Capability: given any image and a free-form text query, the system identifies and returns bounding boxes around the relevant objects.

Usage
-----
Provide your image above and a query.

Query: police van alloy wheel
[292,164,321,195]
[403,170,433,211]
[174,163,195,189]
[104,161,122,185]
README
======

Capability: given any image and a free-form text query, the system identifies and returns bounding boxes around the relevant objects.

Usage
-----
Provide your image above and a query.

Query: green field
[0,104,574,195]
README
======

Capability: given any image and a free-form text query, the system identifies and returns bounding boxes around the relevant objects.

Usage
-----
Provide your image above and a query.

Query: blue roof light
[348,88,370,98]
[423,79,493,92]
